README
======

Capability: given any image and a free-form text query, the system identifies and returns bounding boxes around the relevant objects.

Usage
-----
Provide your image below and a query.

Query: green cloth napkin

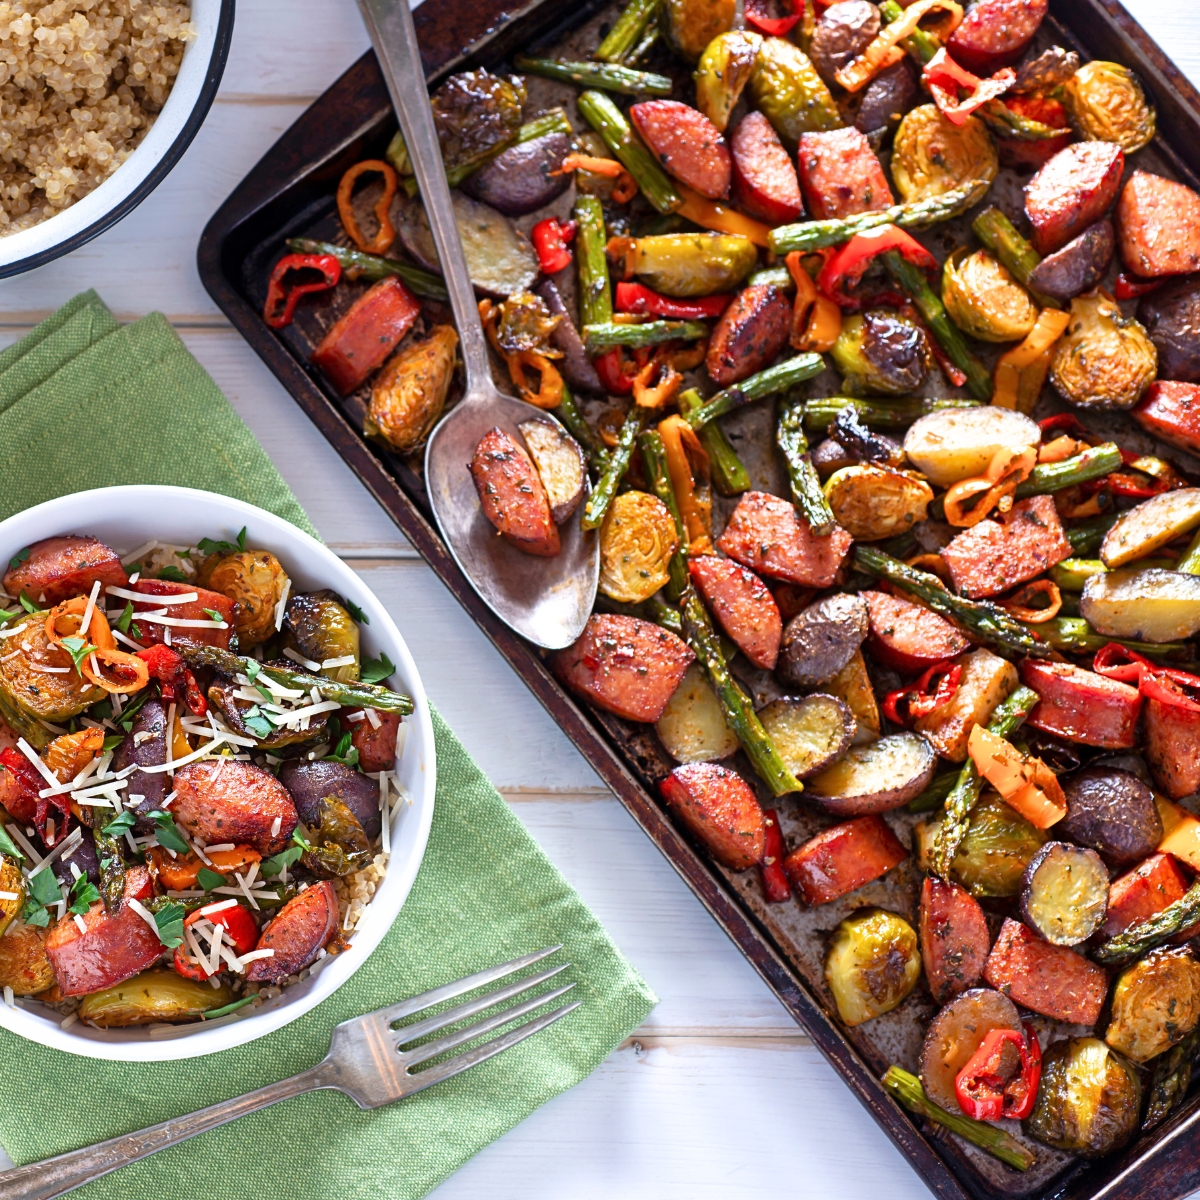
[0,294,656,1198]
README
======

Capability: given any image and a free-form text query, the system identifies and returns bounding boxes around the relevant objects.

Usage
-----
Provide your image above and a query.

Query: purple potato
[1026,219,1114,300]
[51,824,99,888]
[277,760,381,840]
[463,132,572,217]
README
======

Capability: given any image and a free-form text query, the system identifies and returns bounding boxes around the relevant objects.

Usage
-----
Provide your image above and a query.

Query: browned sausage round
[2,535,128,606]
[705,283,792,386]
[808,0,879,82]
[688,554,782,670]
[797,127,894,221]
[1117,170,1200,278]
[659,762,765,870]
[1025,141,1124,255]
[469,427,560,557]
[947,0,1047,73]
[172,759,299,855]
[246,881,339,982]
[1026,219,1115,300]
[630,100,731,200]
[730,111,803,225]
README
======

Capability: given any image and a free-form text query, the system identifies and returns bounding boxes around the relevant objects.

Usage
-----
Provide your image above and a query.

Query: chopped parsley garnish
[156,565,187,582]
[147,811,190,855]
[198,527,247,556]
[59,635,97,673]
[68,876,102,915]
[18,591,38,614]
[244,659,273,701]
[130,622,143,639]
[202,608,224,622]
[116,602,134,634]
[0,823,24,861]
[201,995,256,1020]
[260,845,303,879]
[8,546,30,571]
[102,811,137,838]
[117,688,151,732]
[345,598,369,625]
[101,734,125,754]
[360,651,396,685]
[196,867,227,892]
[22,868,63,927]
[0,608,17,622]
[325,730,359,768]
[153,902,186,948]
[240,705,274,740]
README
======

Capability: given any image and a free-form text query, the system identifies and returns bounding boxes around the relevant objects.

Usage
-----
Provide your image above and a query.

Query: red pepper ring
[1092,642,1155,686]
[818,225,939,309]
[923,49,1016,127]
[530,217,577,275]
[882,661,962,725]
[1038,413,1093,443]
[744,0,801,36]
[615,281,732,320]
[1093,643,1200,708]
[593,346,639,396]
[954,1025,1042,1122]
[1141,669,1200,714]
[263,253,341,330]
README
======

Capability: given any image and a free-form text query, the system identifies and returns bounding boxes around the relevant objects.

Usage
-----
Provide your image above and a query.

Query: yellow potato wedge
[1080,567,1200,642]
[655,663,738,763]
[913,648,1018,763]
[825,649,880,745]
[519,419,588,525]
[1100,488,1200,568]
[902,407,1040,487]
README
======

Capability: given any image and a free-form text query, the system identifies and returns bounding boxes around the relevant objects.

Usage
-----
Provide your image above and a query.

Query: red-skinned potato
[706,284,792,387]
[783,815,908,905]
[717,491,853,588]
[797,128,893,221]
[172,759,299,855]
[132,578,236,650]
[1025,141,1124,255]
[862,590,969,674]
[1133,381,1200,456]
[246,880,339,983]
[688,555,782,670]
[729,111,803,224]
[919,878,990,1004]
[2,535,128,606]
[351,710,403,774]
[629,100,731,200]
[469,427,560,557]
[1117,171,1200,278]
[660,762,765,870]
[805,732,936,815]
[1021,659,1143,749]
[777,593,869,690]
[518,419,587,525]
[947,0,1047,72]
[555,614,694,723]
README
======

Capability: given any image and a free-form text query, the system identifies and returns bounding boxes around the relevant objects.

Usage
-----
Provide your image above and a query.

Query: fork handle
[0,1062,337,1200]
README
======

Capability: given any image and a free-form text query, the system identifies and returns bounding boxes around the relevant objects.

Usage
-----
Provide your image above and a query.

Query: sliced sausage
[1020,659,1143,749]
[797,127,894,220]
[1117,171,1200,279]
[688,555,782,670]
[132,579,236,650]
[777,593,869,689]
[808,0,879,82]
[706,283,792,386]
[1138,283,1200,384]
[2,535,128,606]
[862,590,969,674]
[1026,219,1115,301]
[172,759,299,855]
[246,880,339,982]
[717,491,853,588]
[1145,695,1200,800]
[470,428,560,558]
[783,814,908,905]
[111,698,168,828]
[311,276,422,395]
[554,614,695,723]
[919,877,990,1004]
[630,100,731,200]
[730,111,803,224]
[947,0,1047,73]
[463,132,571,216]
[536,280,604,395]
[277,759,382,841]
[349,709,404,775]
[1134,379,1200,453]
[660,762,765,870]
[1025,141,1124,255]
[854,58,920,136]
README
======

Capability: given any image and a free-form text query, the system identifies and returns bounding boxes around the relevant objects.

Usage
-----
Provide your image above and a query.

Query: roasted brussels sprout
[663,0,736,62]
[891,104,997,207]
[365,325,459,454]
[1050,289,1158,410]
[823,465,933,542]
[942,249,1038,344]
[599,491,679,604]
[197,550,291,650]
[0,856,23,939]
[78,969,235,1027]
[916,791,1048,898]
[1105,948,1200,1064]
[0,920,54,996]
[615,232,759,298]
[284,590,361,682]
[1025,1037,1141,1158]
[431,69,526,178]
[1063,61,1156,154]
[825,908,920,1027]
[831,310,932,396]
[208,679,329,749]
[694,30,761,132]
[302,796,373,879]
[747,37,842,144]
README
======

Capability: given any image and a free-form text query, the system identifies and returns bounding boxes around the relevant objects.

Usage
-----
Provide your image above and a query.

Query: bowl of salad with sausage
[0,485,435,1060]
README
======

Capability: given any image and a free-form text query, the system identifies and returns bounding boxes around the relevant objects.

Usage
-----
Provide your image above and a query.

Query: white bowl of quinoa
[0,0,233,276]
[0,485,436,1059]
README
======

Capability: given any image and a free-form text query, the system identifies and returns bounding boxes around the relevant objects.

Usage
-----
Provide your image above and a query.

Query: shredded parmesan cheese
[126,898,160,935]
[105,586,199,605]
[282,647,320,671]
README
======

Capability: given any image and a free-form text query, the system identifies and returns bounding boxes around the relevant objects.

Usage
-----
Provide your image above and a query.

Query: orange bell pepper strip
[998,579,1062,623]
[943,445,1037,527]
[44,595,149,694]
[993,309,1071,412]
[968,724,1067,829]
[785,252,842,352]
[337,159,398,255]
[675,184,772,248]
[658,414,713,553]
[149,844,262,892]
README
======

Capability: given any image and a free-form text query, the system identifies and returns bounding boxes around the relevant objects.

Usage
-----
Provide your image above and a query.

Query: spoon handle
[356,0,492,394]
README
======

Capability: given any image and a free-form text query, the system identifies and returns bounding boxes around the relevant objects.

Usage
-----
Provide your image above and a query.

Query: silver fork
[0,946,578,1200]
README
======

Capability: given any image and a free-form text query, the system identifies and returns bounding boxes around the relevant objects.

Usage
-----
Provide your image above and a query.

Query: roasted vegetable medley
[259,0,1200,1171]
[0,531,411,1028]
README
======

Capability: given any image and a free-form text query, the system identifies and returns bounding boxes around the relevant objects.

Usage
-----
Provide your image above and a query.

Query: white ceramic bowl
[0,485,436,1059]
[0,0,234,277]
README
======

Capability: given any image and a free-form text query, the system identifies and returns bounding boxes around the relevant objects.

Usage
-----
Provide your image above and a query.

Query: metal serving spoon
[357,0,599,651]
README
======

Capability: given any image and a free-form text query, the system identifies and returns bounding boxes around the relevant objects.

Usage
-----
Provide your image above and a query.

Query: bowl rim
[0,484,437,1060]
[0,0,235,280]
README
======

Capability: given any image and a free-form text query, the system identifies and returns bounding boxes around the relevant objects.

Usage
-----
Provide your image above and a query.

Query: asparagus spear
[804,396,980,430]
[908,769,959,814]
[574,194,613,328]
[176,646,414,715]
[626,21,660,64]
[577,90,682,214]
[686,355,825,428]
[1013,443,1123,500]
[1049,558,1107,591]
[878,0,938,62]
[777,397,836,535]
[971,207,1060,309]
[677,388,751,496]
[854,546,1041,655]
[681,587,804,797]
[595,0,659,62]
[286,238,448,301]
[584,319,709,352]
[1066,511,1120,555]
[882,1067,1036,1171]
[1095,878,1200,964]
[1026,617,1189,660]
[746,266,794,290]
[640,430,690,601]
[582,407,645,530]
[931,686,1038,879]
[883,249,993,402]
[553,384,597,453]
[1178,526,1200,575]
[1144,1027,1200,1131]
[514,55,672,97]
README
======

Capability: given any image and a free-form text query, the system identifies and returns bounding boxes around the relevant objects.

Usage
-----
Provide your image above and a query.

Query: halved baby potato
[1100,488,1200,568]
[656,662,739,763]
[1020,841,1109,946]
[1080,568,1200,642]
[757,694,855,780]
[807,731,936,815]
[519,418,588,524]
[902,406,1040,487]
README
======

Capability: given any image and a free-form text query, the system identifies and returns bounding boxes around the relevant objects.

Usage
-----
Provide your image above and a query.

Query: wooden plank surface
[0,0,1194,1195]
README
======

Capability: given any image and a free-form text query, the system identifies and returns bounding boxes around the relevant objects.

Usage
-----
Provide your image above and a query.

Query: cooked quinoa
[0,1,194,234]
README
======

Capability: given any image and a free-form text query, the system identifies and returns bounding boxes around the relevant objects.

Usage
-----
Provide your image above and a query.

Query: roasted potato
[463,133,571,217]
[855,60,920,137]
[285,590,361,680]
[1060,766,1162,866]
[1100,488,1200,568]
[660,761,765,870]
[1063,60,1156,152]
[808,0,879,83]
[757,694,855,781]
[278,759,383,841]
[110,698,168,824]
[891,104,997,207]
[1080,567,1200,643]
[694,30,761,132]
[941,249,1038,343]
[1139,281,1200,382]
[823,465,932,542]
[832,311,930,397]
[79,970,235,1027]
[785,815,908,904]
[519,419,587,525]
[598,491,679,604]
[197,549,290,650]
[919,988,1022,1109]
[825,650,881,744]
[172,759,299,856]
[1025,1037,1141,1157]
[364,325,458,453]
[0,921,54,996]
[618,232,758,298]
[902,406,1039,488]
[1026,220,1115,303]
[807,732,936,816]
[824,908,920,1027]
[246,880,340,983]
[1020,841,1109,946]
[776,592,869,689]
[663,0,736,62]
[656,662,739,764]
[0,856,23,938]
[913,648,1017,763]
[747,37,842,144]
[1105,948,1200,1064]
[1,534,127,607]
[1051,288,1157,410]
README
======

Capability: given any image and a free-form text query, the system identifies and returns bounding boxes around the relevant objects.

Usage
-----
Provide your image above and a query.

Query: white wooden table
[0,2,1196,1194]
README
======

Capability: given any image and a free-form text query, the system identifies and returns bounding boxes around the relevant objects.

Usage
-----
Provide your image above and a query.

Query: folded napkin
[0,294,656,1199]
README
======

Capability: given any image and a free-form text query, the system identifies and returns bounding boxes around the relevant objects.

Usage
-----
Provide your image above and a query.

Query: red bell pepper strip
[615,281,732,320]
[883,661,962,726]
[759,808,792,903]
[1038,413,1092,442]
[1093,643,1200,709]
[954,1025,1042,1121]
[923,49,1016,127]
[593,346,638,395]
[263,254,341,330]
[0,746,72,844]
[818,225,938,308]
[173,902,259,981]
[531,218,577,275]
[136,643,207,717]
[1114,273,1165,301]
[744,0,801,36]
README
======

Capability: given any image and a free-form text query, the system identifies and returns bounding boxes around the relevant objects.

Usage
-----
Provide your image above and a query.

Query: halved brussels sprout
[1063,61,1156,154]
[663,0,737,63]
[284,591,361,682]
[823,464,933,542]
[78,970,235,1027]
[599,491,679,604]
[618,233,759,298]
[198,550,291,650]
[891,104,997,208]
[825,908,920,1027]
[0,921,53,996]
[1050,289,1157,410]
[1025,1037,1141,1158]
[431,69,526,179]
[831,310,931,396]
[302,796,373,879]
[0,857,23,939]
[694,30,762,131]
[942,249,1038,344]
[747,37,842,143]
[1105,947,1200,1064]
